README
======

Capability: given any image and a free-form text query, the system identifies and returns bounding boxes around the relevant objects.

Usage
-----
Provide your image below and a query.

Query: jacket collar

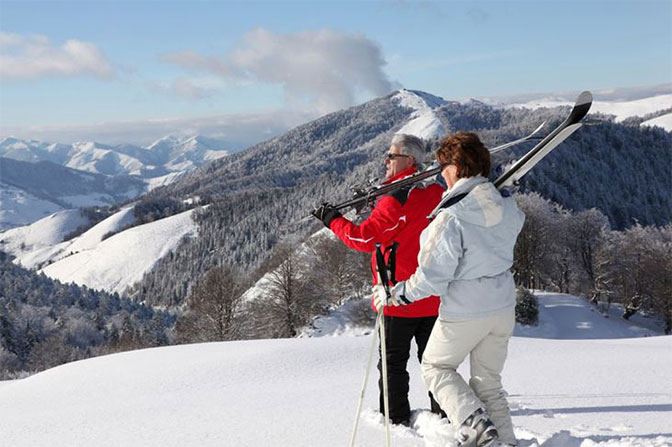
[428,176,488,218]
[383,165,418,185]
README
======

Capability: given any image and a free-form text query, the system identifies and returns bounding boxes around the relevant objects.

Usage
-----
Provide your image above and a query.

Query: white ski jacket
[404,176,525,320]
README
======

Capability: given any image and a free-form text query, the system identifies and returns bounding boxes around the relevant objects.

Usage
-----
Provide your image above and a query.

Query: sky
[0,0,670,145]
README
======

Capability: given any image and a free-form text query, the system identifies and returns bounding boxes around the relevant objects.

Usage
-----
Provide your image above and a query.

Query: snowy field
[501,94,672,131]
[0,206,200,294]
[0,293,670,447]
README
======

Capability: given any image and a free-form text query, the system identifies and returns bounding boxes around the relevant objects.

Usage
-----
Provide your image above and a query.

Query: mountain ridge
[0,134,234,178]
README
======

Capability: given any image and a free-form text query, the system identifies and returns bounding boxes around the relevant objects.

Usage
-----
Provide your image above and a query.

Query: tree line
[513,192,671,333]
[176,191,671,348]
[0,252,173,379]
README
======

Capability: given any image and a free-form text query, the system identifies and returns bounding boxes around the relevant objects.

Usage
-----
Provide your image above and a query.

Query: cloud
[0,108,316,148]
[0,32,113,80]
[161,28,396,114]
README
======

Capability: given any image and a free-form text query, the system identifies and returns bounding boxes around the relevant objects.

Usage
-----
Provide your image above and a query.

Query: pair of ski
[334,91,593,214]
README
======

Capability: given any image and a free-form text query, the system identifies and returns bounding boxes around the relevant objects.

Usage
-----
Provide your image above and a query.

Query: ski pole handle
[375,243,391,296]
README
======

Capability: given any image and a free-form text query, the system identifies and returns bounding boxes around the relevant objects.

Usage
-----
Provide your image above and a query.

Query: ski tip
[577,91,593,107]
[569,91,593,123]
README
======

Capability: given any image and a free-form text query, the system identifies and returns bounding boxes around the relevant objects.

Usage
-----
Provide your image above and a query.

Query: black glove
[311,202,342,228]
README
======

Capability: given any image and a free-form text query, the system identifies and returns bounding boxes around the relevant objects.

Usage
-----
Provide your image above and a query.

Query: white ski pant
[421,308,516,445]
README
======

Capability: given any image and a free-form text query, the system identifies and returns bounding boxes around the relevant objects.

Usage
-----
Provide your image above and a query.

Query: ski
[332,121,549,212]
[489,120,546,154]
[494,91,592,189]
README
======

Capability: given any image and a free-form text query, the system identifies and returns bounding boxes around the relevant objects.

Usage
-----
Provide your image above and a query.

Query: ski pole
[350,244,393,447]
[375,243,392,447]
[379,300,391,447]
[349,310,383,447]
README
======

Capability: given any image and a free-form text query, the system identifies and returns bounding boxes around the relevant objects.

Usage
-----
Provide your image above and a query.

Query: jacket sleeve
[404,213,462,301]
[329,195,406,252]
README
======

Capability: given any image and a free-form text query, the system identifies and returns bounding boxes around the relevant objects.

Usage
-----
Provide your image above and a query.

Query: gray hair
[391,133,426,165]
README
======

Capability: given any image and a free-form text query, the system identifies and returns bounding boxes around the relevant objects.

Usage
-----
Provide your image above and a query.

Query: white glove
[372,285,388,311]
[372,281,411,311]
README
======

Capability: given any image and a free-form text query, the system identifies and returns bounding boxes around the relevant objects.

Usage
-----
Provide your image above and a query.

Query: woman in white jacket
[375,132,525,447]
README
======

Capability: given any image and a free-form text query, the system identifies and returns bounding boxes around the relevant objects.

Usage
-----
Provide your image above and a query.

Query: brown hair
[435,132,491,178]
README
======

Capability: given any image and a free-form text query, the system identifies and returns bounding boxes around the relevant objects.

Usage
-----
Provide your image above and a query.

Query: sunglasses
[385,153,411,160]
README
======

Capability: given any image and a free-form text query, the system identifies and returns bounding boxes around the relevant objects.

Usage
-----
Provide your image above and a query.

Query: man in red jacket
[312,134,445,426]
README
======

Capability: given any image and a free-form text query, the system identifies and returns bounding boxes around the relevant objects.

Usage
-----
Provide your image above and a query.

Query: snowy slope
[0,136,233,179]
[642,112,672,132]
[1,206,136,270]
[0,183,65,231]
[0,209,89,256]
[503,94,672,125]
[144,171,187,191]
[40,207,199,294]
[392,89,448,139]
[0,293,669,447]
[514,292,660,339]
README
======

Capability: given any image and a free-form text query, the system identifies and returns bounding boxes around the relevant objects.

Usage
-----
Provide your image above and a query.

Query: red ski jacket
[329,166,444,317]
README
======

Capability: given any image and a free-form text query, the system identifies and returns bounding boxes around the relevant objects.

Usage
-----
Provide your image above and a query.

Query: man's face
[384,145,415,180]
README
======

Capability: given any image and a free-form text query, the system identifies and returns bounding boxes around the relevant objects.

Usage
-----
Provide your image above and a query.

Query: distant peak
[392,89,447,110]
[461,98,489,107]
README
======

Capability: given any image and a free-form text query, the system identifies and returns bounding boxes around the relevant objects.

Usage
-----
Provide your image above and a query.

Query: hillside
[128,89,671,307]
[0,135,232,230]
[2,88,670,311]
[0,157,145,230]
[39,207,200,295]
[502,93,672,128]
[0,293,669,447]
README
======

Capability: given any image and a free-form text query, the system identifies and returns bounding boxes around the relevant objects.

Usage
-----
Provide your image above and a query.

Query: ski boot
[457,408,499,447]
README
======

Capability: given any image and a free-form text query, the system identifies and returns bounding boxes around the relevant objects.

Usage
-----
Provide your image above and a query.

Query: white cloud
[0,32,113,80]
[161,28,396,115]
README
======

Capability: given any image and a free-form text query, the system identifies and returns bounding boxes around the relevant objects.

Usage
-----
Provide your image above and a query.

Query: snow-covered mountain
[0,157,145,231]
[483,92,672,131]
[40,207,199,295]
[0,292,668,447]
[392,89,452,139]
[0,205,200,295]
[3,87,670,303]
[0,134,233,178]
[0,135,230,229]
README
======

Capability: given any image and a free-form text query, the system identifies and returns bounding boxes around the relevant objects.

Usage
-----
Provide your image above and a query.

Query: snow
[66,205,136,253]
[1,206,136,270]
[393,89,447,140]
[40,207,199,294]
[1,292,667,447]
[145,171,186,190]
[504,94,672,123]
[203,149,230,161]
[0,183,64,231]
[59,193,124,208]
[514,292,660,339]
[0,208,88,254]
[641,112,672,132]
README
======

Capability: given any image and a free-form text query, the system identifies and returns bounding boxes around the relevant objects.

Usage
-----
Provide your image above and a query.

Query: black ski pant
[377,315,446,424]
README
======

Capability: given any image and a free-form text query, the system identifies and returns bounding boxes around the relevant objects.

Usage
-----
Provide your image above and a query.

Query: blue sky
[0,0,670,144]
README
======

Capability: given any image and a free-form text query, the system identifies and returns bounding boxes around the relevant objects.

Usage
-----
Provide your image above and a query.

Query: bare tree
[637,225,672,333]
[306,232,371,304]
[251,244,315,338]
[569,208,610,295]
[176,265,249,343]
[514,193,556,289]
